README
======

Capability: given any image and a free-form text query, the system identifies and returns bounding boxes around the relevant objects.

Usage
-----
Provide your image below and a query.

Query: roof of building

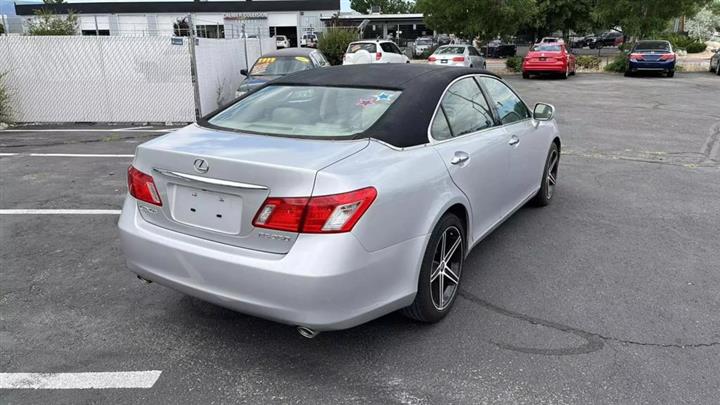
[14,0,340,15]
[266,64,500,148]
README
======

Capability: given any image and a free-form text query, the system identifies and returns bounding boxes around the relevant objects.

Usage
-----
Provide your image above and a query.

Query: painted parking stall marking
[0,371,162,389]
[27,153,135,158]
[0,209,121,215]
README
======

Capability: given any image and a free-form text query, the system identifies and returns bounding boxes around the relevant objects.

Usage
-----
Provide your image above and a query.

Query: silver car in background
[428,45,487,69]
[119,65,560,337]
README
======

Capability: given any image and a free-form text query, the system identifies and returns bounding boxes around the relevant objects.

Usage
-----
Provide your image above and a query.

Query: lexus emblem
[193,159,209,173]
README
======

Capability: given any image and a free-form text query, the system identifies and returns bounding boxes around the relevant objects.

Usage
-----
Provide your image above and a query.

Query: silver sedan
[119,65,560,337]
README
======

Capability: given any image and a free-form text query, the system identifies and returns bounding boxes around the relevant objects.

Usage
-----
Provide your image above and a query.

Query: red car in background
[522,43,577,79]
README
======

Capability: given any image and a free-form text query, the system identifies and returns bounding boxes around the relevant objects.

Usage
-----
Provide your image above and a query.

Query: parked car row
[571,31,624,49]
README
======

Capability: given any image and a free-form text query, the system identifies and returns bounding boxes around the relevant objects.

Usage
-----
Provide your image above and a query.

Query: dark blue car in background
[625,40,676,77]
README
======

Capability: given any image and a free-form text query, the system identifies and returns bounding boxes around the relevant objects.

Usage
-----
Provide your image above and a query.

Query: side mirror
[533,103,555,121]
[240,69,248,76]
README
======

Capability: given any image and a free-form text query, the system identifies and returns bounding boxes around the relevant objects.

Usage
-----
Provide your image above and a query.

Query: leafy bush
[28,9,78,35]
[0,72,13,124]
[576,55,601,70]
[658,33,706,53]
[505,56,523,72]
[318,28,358,66]
[604,54,628,73]
[685,42,707,53]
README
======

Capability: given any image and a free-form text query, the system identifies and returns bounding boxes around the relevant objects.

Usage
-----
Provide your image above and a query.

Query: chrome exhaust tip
[296,326,320,339]
[137,275,153,284]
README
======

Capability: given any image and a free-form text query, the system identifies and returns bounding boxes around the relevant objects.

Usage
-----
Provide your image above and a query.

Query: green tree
[594,0,712,39]
[318,28,359,65]
[533,0,594,38]
[350,0,416,14]
[0,72,13,124]
[416,0,535,40]
[27,0,78,36]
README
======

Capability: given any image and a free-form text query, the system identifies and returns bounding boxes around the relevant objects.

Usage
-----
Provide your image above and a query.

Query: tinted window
[432,78,494,140]
[250,56,314,76]
[209,86,401,138]
[479,78,530,125]
[533,44,562,52]
[347,42,377,53]
[634,41,671,52]
[381,43,401,54]
[468,47,480,56]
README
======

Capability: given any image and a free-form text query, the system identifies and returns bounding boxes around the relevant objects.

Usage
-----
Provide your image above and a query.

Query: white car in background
[343,40,410,65]
[428,45,486,69]
[276,35,290,49]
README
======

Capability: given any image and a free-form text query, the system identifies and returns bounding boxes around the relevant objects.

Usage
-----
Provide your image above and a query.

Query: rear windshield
[347,42,377,53]
[249,56,313,76]
[276,36,286,40]
[634,42,671,51]
[435,46,466,54]
[208,86,401,137]
[533,44,562,52]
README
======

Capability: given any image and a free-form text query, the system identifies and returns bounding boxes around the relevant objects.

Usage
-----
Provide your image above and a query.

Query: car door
[430,77,513,242]
[478,76,548,207]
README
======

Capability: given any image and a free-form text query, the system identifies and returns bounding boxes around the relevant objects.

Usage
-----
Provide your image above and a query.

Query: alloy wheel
[546,149,559,199]
[430,226,463,310]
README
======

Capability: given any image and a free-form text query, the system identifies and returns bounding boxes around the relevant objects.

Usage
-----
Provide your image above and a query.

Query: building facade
[13,0,340,45]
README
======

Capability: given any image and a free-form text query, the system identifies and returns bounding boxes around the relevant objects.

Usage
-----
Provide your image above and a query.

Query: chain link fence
[0,32,274,122]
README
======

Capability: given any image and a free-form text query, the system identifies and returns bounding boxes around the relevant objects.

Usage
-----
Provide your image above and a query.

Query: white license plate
[171,185,242,234]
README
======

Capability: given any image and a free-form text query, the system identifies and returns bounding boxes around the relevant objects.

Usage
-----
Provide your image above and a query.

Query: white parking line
[0,153,19,156]
[27,153,134,158]
[2,128,172,133]
[0,209,121,215]
[0,371,162,389]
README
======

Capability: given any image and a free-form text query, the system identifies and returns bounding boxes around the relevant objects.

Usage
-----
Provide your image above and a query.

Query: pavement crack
[459,290,720,355]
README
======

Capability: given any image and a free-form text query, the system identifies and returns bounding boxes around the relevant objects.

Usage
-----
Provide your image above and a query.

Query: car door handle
[450,151,470,165]
[508,135,520,146]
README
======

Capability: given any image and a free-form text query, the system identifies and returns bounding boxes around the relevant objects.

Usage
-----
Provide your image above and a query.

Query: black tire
[402,213,465,323]
[667,70,675,78]
[716,63,720,75]
[624,70,632,77]
[531,142,560,207]
[522,72,530,79]
[483,63,487,70]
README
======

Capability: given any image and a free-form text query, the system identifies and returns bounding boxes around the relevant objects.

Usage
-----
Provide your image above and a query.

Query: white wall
[0,36,195,122]
[195,37,276,115]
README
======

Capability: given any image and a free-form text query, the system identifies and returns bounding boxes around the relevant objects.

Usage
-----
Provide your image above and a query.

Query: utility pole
[187,14,202,121]
[242,23,249,71]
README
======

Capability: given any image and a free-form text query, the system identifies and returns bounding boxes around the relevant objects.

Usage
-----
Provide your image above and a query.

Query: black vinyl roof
[270,64,500,148]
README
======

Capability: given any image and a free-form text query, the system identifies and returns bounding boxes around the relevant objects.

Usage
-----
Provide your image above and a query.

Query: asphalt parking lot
[2,73,720,404]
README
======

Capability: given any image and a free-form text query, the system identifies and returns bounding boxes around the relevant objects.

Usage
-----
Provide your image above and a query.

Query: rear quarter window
[348,43,377,53]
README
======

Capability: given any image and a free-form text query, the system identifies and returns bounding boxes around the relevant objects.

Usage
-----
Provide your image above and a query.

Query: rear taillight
[659,53,675,61]
[629,53,645,61]
[376,52,382,61]
[127,165,162,206]
[428,56,437,62]
[452,56,465,62]
[253,187,377,234]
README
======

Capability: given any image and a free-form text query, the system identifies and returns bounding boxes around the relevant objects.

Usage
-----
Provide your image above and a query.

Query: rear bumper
[628,60,675,71]
[429,60,465,67]
[522,62,566,73]
[118,197,425,330]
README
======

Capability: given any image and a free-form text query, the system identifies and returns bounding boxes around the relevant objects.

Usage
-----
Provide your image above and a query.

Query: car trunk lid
[132,124,369,254]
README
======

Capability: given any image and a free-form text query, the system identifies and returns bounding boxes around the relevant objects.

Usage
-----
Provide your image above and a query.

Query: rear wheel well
[445,203,469,240]
[552,137,561,152]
